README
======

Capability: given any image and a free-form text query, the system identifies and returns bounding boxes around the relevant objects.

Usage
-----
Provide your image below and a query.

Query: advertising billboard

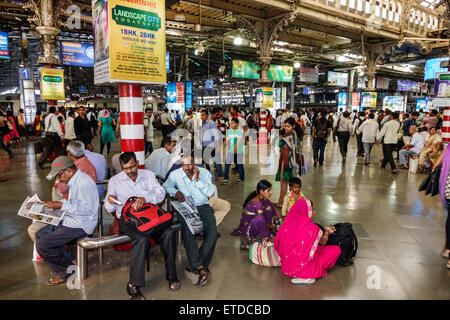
[60,41,94,67]
[232,60,260,79]
[435,72,450,97]
[338,92,348,107]
[397,80,420,92]
[376,76,390,90]
[0,31,9,59]
[93,0,167,84]
[268,65,293,82]
[361,92,377,108]
[40,68,65,100]
[328,71,348,87]
[383,96,406,112]
[425,57,448,80]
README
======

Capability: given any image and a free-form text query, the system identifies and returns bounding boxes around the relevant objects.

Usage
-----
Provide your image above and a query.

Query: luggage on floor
[249,240,281,267]
[326,223,358,266]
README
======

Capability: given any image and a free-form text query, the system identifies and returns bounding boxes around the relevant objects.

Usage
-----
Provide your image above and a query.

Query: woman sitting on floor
[231,180,281,250]
[275,198,341,285]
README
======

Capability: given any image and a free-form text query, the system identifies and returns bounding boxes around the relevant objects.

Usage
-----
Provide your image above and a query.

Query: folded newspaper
[170,196,203,235]
[17,194,65,226]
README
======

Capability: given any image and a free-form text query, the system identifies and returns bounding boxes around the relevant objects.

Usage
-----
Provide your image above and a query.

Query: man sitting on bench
[104,152,181,300]
[36,156,99,285]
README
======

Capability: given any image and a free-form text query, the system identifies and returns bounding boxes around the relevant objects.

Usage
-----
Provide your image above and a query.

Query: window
[349,0,356,9]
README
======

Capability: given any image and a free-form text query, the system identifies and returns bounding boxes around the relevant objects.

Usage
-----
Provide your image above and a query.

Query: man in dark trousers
[38,106,65,169]
[312,110,332,167]
[74,106,92,141]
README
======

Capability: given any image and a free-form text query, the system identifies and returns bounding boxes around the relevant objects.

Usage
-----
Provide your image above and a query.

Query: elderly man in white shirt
[398,126,425,169]
[357,113,379,165]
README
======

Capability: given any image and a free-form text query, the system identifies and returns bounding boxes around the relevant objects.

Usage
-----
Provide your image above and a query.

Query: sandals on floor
[197,267,208,286]
[47,276,67,286]
[168,279,181,291]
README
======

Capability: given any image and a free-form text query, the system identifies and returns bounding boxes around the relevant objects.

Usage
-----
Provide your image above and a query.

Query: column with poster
[93,0,167,168]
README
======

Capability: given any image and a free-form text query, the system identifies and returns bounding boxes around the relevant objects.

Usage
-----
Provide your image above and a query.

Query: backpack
[120,197,173,236]
[326,223,358,266]
[316,118,328,140]
[153,114,162,130]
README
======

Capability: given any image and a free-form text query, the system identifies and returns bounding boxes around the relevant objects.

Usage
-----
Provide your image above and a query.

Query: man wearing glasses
[104,152,180,300]
[35,156,99,286]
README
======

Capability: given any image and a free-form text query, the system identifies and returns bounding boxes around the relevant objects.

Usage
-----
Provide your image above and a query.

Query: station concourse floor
[0,132,449,300]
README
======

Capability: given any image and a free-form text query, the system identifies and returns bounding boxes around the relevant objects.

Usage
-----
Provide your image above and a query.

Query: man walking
[357,113,379,166]
[311,110,331,167]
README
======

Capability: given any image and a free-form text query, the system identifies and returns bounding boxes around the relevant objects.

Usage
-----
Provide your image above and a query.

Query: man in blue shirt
[80,136,108,198]
[36,156,99,286]
[398,126,425,169]
[163,155,218,286]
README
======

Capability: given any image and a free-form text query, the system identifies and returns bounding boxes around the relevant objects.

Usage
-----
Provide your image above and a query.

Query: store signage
[0,31,9,59]
[338,92,348,107]
[167,82,177,104]
[93,0,167,84]
[40,68,65,100]
[425,57,448,81]
[60,41,94,67]
[435,72,450,97]
[268,65,293,82]
[262,87,274,108]
[376,76,390,90]
[328,71,348,87]
[299,67,318,83]
[232,60,260,79]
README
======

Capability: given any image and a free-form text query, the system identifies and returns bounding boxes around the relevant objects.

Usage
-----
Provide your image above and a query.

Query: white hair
[67,140,85,158]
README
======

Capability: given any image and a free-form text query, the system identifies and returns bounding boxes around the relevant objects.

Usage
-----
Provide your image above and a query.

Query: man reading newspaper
[35,156,98,286]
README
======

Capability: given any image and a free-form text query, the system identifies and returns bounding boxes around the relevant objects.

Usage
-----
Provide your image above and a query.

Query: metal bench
[76,175,183,282]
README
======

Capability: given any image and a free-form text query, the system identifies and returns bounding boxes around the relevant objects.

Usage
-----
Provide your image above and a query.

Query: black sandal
[197,267,208,286]
[168,279,181,291]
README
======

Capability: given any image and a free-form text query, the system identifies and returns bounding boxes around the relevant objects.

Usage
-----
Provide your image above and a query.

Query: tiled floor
[0,132,448,300]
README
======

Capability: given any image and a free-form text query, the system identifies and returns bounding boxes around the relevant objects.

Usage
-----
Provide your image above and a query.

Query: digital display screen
[425,57,449,80]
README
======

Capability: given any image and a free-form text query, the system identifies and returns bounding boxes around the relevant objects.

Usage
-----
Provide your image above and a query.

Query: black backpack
[316,118,328,140]
[326,223,358,266]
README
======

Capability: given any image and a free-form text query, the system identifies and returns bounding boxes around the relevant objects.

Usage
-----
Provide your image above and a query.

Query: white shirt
[144,115,154,142]
[410,132,425,154]
[377,120,400,144]
[357,119,379,143]
[144,147,171,178]
[300,114,311,126]
[65,116,76,140]
[335,116,353,133]
[104,169,166,219]
[44,113,64,138]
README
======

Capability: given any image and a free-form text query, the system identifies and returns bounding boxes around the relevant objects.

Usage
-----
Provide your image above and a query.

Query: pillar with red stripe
[119,83,145,168]
[442,107,450,144]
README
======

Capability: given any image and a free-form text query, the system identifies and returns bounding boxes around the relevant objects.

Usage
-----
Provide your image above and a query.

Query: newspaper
[17,194,65,226]
[170,196,203,235]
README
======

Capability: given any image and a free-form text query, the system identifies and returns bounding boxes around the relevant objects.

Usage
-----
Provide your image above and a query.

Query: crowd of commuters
[1,102,448,298]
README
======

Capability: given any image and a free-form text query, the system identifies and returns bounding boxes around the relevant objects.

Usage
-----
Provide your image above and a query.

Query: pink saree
[274,198,341,279]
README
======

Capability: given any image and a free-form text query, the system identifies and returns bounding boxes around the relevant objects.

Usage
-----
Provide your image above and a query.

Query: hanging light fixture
[294,62,301,69]
[234,36,243,46]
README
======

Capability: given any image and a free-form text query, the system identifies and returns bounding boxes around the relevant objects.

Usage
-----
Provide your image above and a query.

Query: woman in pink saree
[274,198,341,284]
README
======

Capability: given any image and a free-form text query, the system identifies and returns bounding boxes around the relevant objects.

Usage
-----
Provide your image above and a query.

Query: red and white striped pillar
[119,83,145,168]
[258,108,268,144]
[442,107,450,144]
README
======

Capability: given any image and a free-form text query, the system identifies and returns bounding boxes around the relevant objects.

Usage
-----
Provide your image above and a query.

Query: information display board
[397,80,420,92]
[0,31,9,59]
[185,81,193,110]
[299,67,318,83]
[40,68,65,100]
[60,41,94,67]
[93,0,167,84]
[328,71,348,87]
[232,60,260,79]
[376,76,390,89]
[425,57,448,81]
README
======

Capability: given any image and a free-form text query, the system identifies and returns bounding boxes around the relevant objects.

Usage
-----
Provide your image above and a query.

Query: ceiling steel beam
[166,10,234,28]
[179,0,267,18]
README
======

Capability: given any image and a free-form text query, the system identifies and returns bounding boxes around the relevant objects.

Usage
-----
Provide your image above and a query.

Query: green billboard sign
[232,60,260,79]
[268,65,293,82]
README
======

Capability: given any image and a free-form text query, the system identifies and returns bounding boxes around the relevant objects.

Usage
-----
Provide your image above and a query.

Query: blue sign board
[166,52,170,72]
[205,80,213,89]
[425,57,448,81]
[338,92,348,107]
[79,86,87,94]
[60,41,94,67]
[185,81,193,110]
[167,82,177,104]
[19,68,31,80]
[0,32,10,59]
